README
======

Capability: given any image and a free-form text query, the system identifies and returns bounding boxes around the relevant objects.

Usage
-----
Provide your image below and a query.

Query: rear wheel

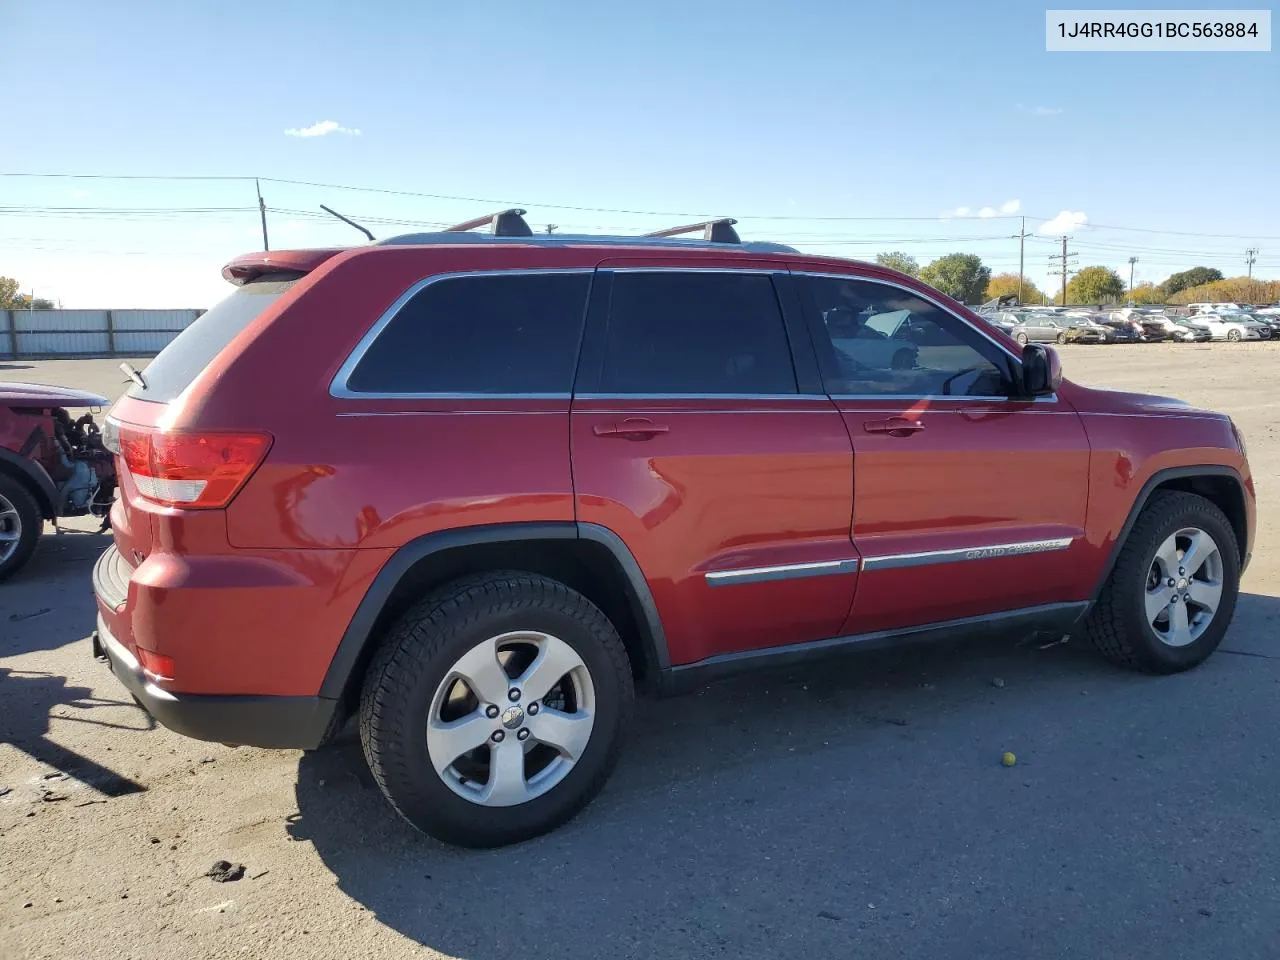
[359,571,634,847]
[890,349,915,370]
[1015,332,1029,346]
[0,473,42,583]
[1055,332,1067,344]
[1084,491,1239,673]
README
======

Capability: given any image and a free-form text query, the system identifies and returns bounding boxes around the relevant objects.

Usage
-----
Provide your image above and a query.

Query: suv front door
[571,262,857,666]
[795,271,1092,635]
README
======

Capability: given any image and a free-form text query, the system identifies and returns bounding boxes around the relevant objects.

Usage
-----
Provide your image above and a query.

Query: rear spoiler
[221,249,347,286]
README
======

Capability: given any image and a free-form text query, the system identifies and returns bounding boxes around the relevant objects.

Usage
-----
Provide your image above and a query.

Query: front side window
[799,275,1013,397]
[344,272,591,394]
[599,272,798,395]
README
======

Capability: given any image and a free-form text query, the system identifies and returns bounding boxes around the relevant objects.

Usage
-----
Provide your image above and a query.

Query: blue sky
[2,0,1277,306]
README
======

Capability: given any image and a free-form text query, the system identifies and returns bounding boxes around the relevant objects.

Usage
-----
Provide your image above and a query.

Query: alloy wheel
[426,630,596,807]
[0,493,22,565]
[1144,526,1223,648]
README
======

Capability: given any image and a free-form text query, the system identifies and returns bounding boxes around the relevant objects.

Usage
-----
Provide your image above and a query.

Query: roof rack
[444,208,534,237]
[644,218,741,244]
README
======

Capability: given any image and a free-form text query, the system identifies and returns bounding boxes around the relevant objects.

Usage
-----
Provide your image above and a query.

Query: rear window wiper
[119,361,147,390]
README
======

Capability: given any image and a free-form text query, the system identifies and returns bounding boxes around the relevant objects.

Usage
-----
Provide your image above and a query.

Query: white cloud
[1000,199,1021,214]
[978,207,996,218]
[1037,210,1088,235]
[1017,103,1064,116]
[284,120,361,138]
[953,206,970,217]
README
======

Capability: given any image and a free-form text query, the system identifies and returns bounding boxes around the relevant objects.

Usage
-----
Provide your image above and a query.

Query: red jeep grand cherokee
[92,211,1254,847]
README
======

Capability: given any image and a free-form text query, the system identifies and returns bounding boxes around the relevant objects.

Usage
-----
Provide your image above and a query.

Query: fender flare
[318,520,670,700]
[0,447,58,518]
[1089,464,1247,603]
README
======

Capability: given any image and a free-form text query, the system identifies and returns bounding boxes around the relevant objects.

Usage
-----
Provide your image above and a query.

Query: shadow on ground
[1,528,110,658]
[290,599,1279,960]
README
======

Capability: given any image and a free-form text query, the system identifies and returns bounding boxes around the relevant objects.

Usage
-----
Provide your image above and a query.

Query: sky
[2,0,1277,307]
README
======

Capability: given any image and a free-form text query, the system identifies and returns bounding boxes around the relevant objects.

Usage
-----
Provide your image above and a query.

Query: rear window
[342,272,591,395]
[131,278,296,403]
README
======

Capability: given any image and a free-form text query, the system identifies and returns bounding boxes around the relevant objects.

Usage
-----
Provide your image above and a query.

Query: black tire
[1083,491,1239,674]
[890,349,915,370]
[1015,332,1029,346]
[1055,332,1067,344]
[359,571,634,847]
[0,472,43,583]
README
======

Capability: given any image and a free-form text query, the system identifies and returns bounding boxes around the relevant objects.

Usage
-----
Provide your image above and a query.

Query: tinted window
[346,272,590,394]
[131,277,296,403]
[600,272,797,395]
[799,276,1011,397]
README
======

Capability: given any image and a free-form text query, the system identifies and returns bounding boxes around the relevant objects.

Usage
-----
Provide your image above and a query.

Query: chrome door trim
[861,537,1074,571]
[705,558,860,587]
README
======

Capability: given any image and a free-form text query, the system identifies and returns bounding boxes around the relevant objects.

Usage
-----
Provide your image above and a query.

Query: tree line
[873,254,1277,307]
[0,276,54,309]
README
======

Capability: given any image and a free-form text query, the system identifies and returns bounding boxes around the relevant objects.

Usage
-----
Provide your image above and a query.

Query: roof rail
[444,208,534,237]
[644,218,741,244]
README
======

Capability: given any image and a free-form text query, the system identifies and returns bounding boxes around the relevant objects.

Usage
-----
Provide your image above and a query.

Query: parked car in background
[1062,318,1113,344]
[1195,313,1266,341]
[0,384,118,580]
[827,307,922,369]
[1010,314,1069,345]
[1140,315,1209,342]
[1101,318,1144,342]
[1240,313,1280,337]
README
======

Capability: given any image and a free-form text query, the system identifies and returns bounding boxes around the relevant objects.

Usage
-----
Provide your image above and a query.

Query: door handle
[594,418,670,440]
[863,417,924,436]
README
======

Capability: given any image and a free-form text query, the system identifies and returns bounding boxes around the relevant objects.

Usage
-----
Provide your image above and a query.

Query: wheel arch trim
[1089,464,1248,604]
[0,448,58,518]
[318,521,670,700]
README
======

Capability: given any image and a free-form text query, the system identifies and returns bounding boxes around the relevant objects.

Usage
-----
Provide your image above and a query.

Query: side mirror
[1019,343,1062,397]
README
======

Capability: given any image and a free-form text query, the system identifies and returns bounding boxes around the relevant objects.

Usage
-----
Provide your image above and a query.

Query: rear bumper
[92,615,338,749]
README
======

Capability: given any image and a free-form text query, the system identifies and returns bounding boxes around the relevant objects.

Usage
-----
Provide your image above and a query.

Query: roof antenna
[319,204,375,242]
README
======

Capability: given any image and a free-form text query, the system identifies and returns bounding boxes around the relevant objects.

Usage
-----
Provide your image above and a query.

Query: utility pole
[255,178,270,251]
[1047,235,1077,305]
[1128,256,1138,297]
[1016,216,1029,303]
[1246,247,1258,279]
[545,224,558,234]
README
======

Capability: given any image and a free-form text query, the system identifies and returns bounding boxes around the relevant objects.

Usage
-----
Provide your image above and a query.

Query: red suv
[92,210,1254,847]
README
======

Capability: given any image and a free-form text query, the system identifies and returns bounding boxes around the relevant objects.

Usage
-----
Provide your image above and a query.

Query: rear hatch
[103,262,330,565]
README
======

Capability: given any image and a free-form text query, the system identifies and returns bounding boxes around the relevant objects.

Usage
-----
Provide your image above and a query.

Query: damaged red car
[0,382,117,580]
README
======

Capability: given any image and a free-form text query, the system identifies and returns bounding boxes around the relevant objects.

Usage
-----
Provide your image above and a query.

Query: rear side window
[343,272,591,395]
[131,278,296,403]
[600,272,797,395]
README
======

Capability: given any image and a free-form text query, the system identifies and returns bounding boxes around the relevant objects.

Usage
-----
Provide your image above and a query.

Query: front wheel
[1227,329,1242,342]
[359,571,634,847]
[1083,491,1239,673]
[0,474,43,583]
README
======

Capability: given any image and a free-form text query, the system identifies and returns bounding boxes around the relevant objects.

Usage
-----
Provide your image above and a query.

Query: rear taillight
[117,424,271,509]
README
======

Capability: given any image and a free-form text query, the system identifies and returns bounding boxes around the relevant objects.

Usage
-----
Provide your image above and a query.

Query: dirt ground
[2,345,1278,960]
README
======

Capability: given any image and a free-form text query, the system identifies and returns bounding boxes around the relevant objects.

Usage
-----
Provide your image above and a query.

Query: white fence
[0,309,203,358]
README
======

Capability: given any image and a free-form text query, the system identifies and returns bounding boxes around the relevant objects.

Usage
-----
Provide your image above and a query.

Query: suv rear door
[794,270,1091,635]
[571,261,857,667]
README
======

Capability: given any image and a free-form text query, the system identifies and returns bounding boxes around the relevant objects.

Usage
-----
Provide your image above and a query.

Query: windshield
[128,278,297,403]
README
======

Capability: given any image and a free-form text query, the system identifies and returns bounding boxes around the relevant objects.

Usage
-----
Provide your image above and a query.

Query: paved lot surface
[2,346,1278,960]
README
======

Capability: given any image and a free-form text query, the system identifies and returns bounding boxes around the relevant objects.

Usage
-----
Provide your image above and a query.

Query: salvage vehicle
[0,383,117,580]
[92,210,1255,847]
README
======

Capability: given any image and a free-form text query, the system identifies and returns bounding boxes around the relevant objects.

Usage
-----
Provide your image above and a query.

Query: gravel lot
[2,345,1278,960]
